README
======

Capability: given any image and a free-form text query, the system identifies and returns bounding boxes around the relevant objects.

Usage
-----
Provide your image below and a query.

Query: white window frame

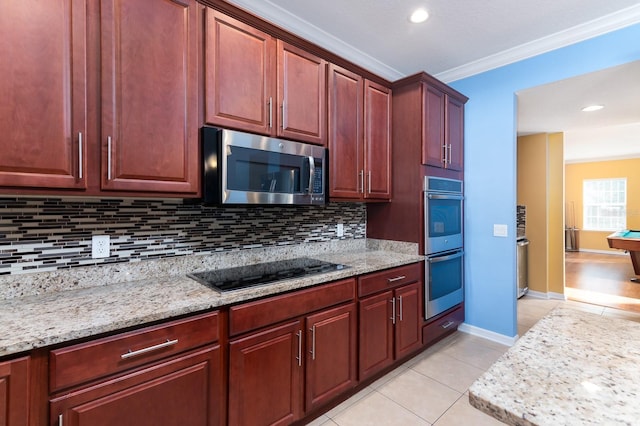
[582,178,627,232]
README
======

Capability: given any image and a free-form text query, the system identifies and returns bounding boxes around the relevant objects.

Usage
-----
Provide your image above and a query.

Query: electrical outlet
[336,223,344,237]
[92,235,110,258]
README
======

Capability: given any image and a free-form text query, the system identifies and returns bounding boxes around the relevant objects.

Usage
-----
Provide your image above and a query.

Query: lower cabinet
[49,311,223,426]
[358,264,423,381]
[423,303,464,347]
[227,279,357,426]
[0,355,30,426]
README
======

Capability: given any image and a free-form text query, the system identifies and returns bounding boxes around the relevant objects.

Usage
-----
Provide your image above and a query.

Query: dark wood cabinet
[227,278,357,425]
[0,356,29,426]
[49,311,222,426]
[0,0,87,190]
[358,264,423,380]
[445,95,465,172]
[100,0,199,194]
[328,65,391,201]
[0,0,199,196]
[205,9,326,145]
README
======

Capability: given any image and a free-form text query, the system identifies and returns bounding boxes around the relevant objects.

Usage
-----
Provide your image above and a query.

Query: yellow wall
[565,158,640,251]
[517,133,565,295]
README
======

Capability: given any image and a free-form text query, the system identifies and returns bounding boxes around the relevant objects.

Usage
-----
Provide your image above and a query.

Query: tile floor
[306,296,640,426]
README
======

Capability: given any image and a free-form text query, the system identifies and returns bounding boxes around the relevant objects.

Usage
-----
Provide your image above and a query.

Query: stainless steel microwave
[201,127,327,205]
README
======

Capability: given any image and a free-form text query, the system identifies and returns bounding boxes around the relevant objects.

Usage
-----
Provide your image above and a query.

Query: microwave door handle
[307,156,315,195]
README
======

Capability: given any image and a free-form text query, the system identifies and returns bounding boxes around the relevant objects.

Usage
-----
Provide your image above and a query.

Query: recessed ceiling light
[409,8,429,23]
[581,105,604,112]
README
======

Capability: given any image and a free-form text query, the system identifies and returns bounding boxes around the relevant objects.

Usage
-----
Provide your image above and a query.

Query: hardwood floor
[565,251,640,313]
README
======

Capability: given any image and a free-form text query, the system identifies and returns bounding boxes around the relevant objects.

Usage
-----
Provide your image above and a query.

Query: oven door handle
[427,250,464,263]
[426,193,464,201]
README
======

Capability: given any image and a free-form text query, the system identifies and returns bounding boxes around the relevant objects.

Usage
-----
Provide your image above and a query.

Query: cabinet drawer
[422,304,464,347]
[358,263,421,297]
[229,278,356,336]
[50,311,219,392]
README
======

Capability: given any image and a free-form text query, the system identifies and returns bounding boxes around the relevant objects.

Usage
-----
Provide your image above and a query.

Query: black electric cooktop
[187,257,349,292]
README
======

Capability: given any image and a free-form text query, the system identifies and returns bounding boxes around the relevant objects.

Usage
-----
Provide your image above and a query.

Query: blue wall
[449,24,640,338]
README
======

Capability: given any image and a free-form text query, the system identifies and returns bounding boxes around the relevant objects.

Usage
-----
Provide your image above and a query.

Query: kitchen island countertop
[469,306,640,426]
[0,247,423,357]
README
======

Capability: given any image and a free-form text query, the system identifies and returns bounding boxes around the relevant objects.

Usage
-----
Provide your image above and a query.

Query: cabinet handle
[296,330,302,366]
[107,136,112,180]
[448,144,452,165]
[78,132,83,179]
[387,275,406,283]
[281,102,286,129]
[268,97,273,129]
[59,413,63,426]
[359,170,364,193]
[390,298,396,325]
[399,295,403,322]
[442,143,447,165]
[441,320,455,329]
[367,171,371,194]
[121,339,178,359]
[309,325,316,360]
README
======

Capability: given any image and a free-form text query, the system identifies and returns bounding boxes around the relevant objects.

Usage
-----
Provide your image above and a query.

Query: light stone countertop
[0,244,423,357]
[469,306,640,426]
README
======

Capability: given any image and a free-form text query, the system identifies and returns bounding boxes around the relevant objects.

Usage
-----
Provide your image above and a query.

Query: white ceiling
[225,0,640,162]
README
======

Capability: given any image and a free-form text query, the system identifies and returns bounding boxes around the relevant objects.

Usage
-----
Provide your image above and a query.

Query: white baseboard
[458,322,517,347]
[524,290,567,300]
[576,248,626,256]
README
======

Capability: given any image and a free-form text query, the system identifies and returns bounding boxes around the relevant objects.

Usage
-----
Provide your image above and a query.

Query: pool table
[607,230,640,282]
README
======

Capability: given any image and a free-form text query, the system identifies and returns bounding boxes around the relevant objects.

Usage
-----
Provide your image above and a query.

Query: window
[583,178,626,231]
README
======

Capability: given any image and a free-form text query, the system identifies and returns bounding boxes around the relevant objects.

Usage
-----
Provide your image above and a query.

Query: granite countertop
[0,244,423,357]
[469,306,640,426]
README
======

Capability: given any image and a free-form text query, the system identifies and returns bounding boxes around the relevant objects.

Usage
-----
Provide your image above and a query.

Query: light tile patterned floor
[305,296,640,425]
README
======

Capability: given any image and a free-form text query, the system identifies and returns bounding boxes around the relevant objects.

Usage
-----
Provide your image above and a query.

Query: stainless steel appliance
[517,237,529,298]
[424,176,464,319]
[187,257,348,292]
[201,127,327,205]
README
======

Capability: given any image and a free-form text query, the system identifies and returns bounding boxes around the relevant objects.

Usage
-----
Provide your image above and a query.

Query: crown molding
[435,4,640,83]
[224,0,405,81]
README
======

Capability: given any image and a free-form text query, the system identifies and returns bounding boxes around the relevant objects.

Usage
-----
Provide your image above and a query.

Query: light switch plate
[493,224,508,237]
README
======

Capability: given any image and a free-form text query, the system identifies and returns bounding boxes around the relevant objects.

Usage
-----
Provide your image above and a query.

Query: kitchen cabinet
[0,0,199,196]
[227,279,356,425]
[358,264,422,381]
[0,0,87,190]
[0,356,30,425]
[49,311,223,426]
[205,9,326,145]
[423,303,464,347]
[99,0,199,194]
[328,64,392,200]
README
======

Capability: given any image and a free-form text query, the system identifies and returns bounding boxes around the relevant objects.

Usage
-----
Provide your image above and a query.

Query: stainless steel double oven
[424,176,464,320]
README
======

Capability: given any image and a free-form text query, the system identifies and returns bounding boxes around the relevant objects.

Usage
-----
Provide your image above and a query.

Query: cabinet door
[51,346,222,426]
[100,0,198,194]
[0,356,29,426]
[328,64,363,199]
[0,0,86,190]
[358,291,394,381]
[205,9,276,135]
[305,303,357,411]
[229,321,303,426]
[446,95,465,171]
[363,80,392,200]
[277,41,327,145]
[421,83,446,168]
[394,283,422,359]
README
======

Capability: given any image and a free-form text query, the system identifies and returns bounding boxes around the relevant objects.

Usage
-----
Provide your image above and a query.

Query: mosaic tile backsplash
[0,198,365,275]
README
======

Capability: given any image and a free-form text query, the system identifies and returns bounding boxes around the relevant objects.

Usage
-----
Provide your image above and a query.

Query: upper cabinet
[393,73,468,174]
[0,0,199,196]
[99,0,199,194]
[0,0,87,190]
[328,64,391,201]
[205,9,327,145]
